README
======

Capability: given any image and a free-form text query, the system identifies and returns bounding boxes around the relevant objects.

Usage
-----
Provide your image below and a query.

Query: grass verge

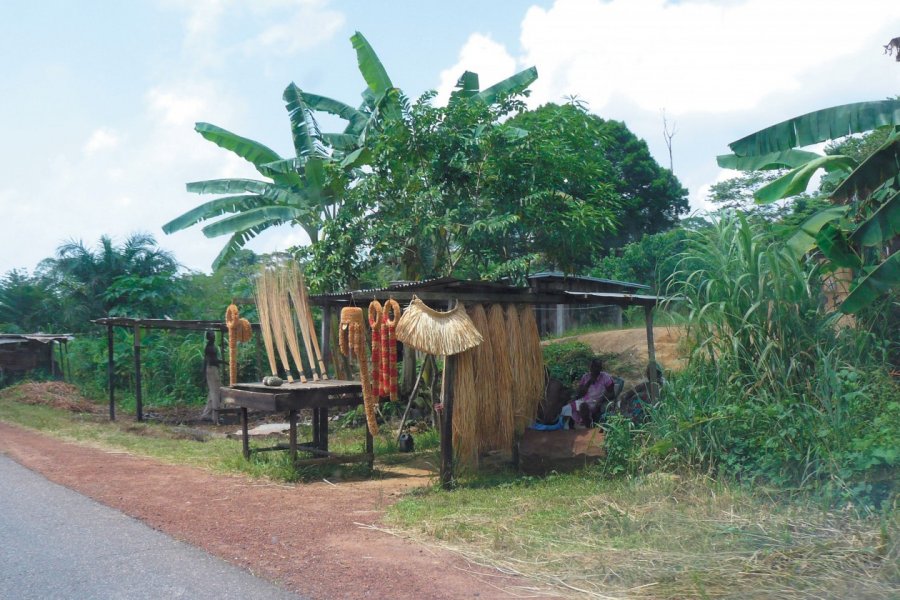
[385,469,899,599]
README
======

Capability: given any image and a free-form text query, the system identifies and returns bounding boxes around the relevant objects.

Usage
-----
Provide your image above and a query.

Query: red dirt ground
[0,422,556,599]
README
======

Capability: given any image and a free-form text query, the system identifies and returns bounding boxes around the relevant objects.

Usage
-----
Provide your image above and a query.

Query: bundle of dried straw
[519,305,545,417]
[252,276,279,380]
[396,296,482,356]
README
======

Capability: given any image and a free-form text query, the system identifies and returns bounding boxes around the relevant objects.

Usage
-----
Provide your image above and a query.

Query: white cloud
[243,0,344,55]
[435,33,518,104]
[519,0,897,115]
[83,127,120,155]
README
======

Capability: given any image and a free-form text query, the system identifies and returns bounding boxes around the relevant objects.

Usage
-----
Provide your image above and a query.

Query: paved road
[0,455,301,600]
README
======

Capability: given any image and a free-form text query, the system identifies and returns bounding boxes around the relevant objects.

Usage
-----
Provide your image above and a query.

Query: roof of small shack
[0,333,74,345]
[309,277,662,307]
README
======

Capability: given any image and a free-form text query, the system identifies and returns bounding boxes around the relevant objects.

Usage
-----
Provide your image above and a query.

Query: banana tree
[162,85,341,269]
[717,99,900,313]
[301,31,537,168]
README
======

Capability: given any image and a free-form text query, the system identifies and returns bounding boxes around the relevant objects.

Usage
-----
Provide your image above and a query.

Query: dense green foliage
[541,340,597,385]
[647,216,898,506]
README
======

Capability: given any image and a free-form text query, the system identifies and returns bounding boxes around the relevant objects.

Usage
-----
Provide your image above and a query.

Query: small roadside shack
[0,333,73,380]
[309,276,663,486]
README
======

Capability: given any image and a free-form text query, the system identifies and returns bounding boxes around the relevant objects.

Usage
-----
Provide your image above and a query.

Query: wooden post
[107,324,115,421]
[365,425,374,470]
[289,409,298,463]
[321,306,331,378]
[56,342,65,381]
[241,407,250,460]
[644,305,658,401]
[49,343,57,378]
[134,325,143,422]
[319,407,329,451]
[439,355,456,489]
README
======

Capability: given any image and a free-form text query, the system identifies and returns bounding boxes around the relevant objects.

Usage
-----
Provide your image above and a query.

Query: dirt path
[0,422,550,599]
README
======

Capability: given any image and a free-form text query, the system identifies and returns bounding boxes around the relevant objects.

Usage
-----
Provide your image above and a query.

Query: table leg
[289,409,298,463]
[365,425,374,470]
[312,407,321,449]
[320,407,329,452]
[241,407,250,460]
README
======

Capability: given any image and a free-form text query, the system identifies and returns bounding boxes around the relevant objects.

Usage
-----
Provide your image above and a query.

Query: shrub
[541,340,596,387]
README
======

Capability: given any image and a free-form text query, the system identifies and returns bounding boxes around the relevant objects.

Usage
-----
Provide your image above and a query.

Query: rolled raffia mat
[253,270,280,380]
[340,307,378,436]
[505,304,530,435]
[451,345,479,467]
[368,300,384,396]
[225,303,240,386]
[519,305,545,417]
[486,304,515,451]
[383,299,401,401]
[395,296,482,356]
[275,270,307,383]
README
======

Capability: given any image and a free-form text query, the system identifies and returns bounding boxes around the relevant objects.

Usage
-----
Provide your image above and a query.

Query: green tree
[0,269,61,332]
[597,118,689,250]
[44,233,180,328]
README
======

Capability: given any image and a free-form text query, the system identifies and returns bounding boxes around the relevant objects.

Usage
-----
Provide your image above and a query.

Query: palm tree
[46,233,179,324]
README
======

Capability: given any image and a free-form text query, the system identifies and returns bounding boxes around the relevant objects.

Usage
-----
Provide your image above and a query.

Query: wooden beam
[134,324,143,422]
[107,324,115,421]
[439,355,456,489]
[644,305,658,401]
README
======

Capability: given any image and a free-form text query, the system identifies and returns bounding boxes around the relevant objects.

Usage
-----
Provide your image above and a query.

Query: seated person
[560,358,616,428]
[617,361,664,424]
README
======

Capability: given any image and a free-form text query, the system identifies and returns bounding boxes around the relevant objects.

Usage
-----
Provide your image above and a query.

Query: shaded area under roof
[310,277,662,307]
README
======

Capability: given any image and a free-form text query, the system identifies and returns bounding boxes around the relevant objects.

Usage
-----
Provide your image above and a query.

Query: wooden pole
[396,357,426,443]
[134,324,143,422]
[321,306,331,378]
[644,305,658,401]
[107,324,115,421]
[439,355,456,489]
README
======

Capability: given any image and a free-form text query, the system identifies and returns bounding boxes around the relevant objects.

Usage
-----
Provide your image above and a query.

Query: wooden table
[220,379,373,468]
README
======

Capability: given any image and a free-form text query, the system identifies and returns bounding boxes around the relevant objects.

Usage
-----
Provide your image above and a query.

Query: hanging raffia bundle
[486,304,515,451]
[253,275,279,380]
[382,299,401,401]
[368,300,384,396]
[465,304,498,454]
[276,270,307,382]
[260,268,294,382]
[340,307,378,435]
[505,304,530,434]
[451,344,479,468]
[225,304,240,386]
[395,296,482,356]
[519,305,545,417]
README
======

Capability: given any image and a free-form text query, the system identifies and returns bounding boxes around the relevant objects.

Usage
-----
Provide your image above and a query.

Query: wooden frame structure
[91,318,256,422]
[310,277,664,488]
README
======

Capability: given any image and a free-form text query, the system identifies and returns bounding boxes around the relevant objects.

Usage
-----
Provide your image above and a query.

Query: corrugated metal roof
[528,271,651,290]
[0,333,74,344]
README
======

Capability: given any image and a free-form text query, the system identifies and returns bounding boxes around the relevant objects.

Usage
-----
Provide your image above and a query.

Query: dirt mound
[547,326,687,378]
[0,381,97,413]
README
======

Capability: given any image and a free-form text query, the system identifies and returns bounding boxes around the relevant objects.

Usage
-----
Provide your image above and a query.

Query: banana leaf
[785,205,848,259]
[351,31,393,97]
[450,71,480,103]
[850,189,900,246]
[815,223,861,269]
[195,123,282,167]
[728,99,900,156]
[475,67,538,105]
[162,195,263,234]
[840,251,900,314]
[754,156,855,203]
[830,131,900,201]
[299,90,367,132]
[283,83,326,160]
[186,179,271,195]
[201,206,303,237]
[716,149,822,171]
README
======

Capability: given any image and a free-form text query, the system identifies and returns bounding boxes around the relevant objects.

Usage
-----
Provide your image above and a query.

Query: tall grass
[652,215,898,507]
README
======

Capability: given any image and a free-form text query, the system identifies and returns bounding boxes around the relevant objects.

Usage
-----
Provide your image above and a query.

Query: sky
[1,0,898,276]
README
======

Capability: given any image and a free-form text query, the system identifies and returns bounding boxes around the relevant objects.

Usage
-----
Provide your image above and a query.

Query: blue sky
[1,0,898,275]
